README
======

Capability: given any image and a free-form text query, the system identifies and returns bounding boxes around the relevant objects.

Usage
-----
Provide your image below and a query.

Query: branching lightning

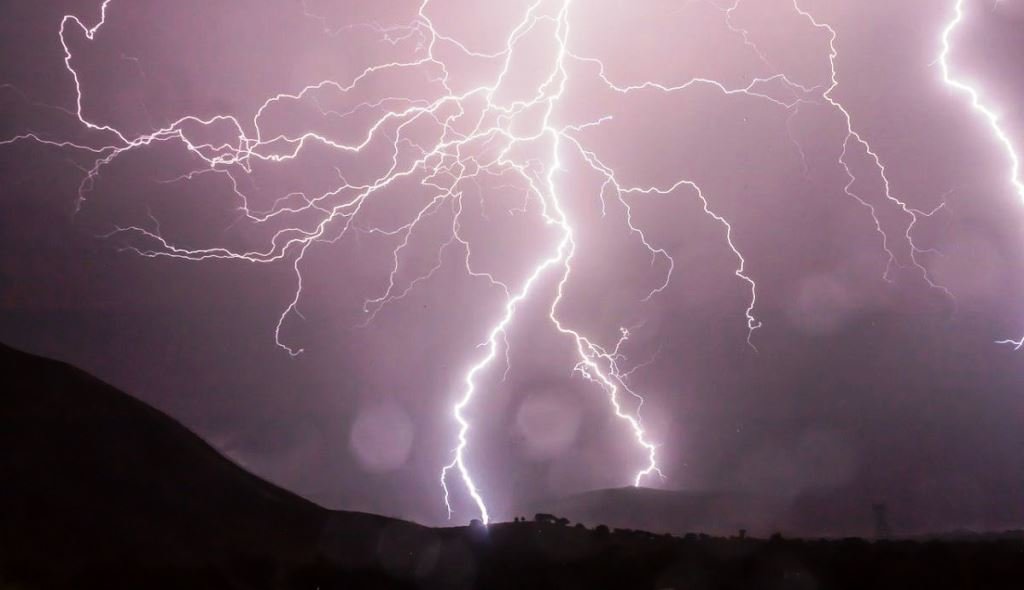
[1,0,1009,524]
[792,2,951,296]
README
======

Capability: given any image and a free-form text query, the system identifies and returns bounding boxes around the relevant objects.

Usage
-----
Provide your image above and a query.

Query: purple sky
[2,0,1024,531]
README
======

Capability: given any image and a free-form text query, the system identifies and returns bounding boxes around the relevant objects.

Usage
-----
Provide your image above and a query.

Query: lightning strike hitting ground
[0,0,1007,524]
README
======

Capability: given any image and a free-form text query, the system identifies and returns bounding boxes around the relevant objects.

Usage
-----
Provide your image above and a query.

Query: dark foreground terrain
[2,342,1023,589]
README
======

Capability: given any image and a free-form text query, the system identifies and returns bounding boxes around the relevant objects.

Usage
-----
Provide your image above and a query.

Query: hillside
[0,342,423,587]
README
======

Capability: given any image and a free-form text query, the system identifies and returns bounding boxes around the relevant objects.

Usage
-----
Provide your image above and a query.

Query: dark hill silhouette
[0,342,426,587]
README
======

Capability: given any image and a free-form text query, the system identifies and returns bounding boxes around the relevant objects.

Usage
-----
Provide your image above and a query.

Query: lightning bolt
[936,0,1024,349]
[791,1,952,296]
[2,0,1006,525]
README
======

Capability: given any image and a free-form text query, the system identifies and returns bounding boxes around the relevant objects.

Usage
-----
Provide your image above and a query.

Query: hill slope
[0,342,428,587]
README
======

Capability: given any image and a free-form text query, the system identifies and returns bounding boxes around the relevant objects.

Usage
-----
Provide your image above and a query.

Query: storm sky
[2,0,1024,532]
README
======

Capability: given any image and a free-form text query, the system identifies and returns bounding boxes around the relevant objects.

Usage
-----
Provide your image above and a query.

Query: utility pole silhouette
[872,504,891,540]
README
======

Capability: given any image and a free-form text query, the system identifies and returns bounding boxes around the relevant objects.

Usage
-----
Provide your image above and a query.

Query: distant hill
[518,479,1024,540]
[517,486,884,539]
[519,487,764,537]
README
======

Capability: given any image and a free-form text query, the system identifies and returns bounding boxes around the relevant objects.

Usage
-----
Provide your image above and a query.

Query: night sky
[2,0,1024,532]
